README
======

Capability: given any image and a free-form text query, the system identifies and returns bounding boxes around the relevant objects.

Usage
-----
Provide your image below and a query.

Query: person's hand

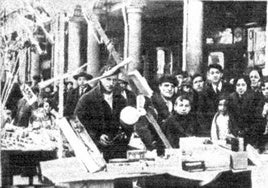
[99,134,112,146]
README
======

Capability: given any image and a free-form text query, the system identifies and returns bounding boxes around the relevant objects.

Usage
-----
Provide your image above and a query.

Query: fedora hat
[73,72,93,80]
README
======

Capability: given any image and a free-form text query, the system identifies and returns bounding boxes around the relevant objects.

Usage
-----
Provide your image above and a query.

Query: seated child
[163,94,198,148]
[210,95,236,141]
[30,99,57,130]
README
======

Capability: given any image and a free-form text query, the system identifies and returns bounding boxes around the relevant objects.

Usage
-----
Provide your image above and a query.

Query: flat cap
[73,72,93,80]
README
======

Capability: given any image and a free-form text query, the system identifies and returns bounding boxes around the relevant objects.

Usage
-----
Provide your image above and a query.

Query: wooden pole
[54,14,59,95]
[263,2,268,76]
[122,3,129,60]
[58,13,65,118]
[182,0,188,72]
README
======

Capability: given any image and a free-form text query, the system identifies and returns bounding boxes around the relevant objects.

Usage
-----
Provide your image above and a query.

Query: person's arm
[210,113,218,141]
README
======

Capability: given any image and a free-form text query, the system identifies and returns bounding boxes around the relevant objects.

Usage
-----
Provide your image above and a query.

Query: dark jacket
[198,81,233,136]
[151,92,174,125]
[64,85,91,117]
[74,84,131,160]
[119,89,136,107]
[14,98,38,127]
[163,113,198,148]
[228,90,260,145]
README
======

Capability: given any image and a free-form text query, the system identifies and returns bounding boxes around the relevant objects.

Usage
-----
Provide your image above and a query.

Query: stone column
[126,1,145,72]
[19,49,27,83]
[263,1,268,76]
[185,0,203,75]
[68,5,87,74]
[30,50,40,79]
[87,10,103,77]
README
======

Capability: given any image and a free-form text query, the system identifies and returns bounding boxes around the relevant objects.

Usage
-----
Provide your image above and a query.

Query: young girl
[211,94,236,141]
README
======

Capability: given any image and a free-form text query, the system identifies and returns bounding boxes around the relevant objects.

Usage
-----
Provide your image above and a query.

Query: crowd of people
[2,63,268,161]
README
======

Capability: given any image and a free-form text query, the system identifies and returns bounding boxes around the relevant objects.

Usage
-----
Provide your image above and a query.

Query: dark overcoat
[64,85,91,117]
[74,84,131,160]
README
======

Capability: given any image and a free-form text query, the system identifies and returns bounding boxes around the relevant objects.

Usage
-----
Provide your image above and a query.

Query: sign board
[20,84,37,105]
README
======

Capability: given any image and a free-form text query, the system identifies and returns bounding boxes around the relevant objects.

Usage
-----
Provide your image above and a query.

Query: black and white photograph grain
[1,0,268,187]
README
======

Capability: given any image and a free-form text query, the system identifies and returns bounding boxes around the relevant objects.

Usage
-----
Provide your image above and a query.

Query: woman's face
[236,78,247,96]
[218,99,227,114]
[249,70,260,87]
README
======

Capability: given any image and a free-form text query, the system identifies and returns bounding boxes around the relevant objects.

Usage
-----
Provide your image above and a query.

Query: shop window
[208,52,224,69]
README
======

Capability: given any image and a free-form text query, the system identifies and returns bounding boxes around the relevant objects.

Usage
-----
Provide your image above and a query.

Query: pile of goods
[1,123,61,151]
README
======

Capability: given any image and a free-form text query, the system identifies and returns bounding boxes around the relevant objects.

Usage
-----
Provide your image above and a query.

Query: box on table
[230,151,248,170]
[127,150,146,160]
[180,137,230,170]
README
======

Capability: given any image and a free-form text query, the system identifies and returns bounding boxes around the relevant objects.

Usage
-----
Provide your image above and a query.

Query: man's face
[159,82,175,99]
[249,70,260,87]
[193,76,204,92]
[77,76,87,88]
[67,83,73,90]
[118,80,127,90]
[262,83,268,98]
[101,75,118,93]
[174,99,191,115]
[44,87,51,93]
[175,74,184,87]
[208,68,222,84]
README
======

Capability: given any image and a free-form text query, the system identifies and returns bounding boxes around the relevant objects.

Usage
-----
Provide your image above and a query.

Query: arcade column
[126,1,145,72]
[68,5,87,74]
[87,10,103,77]
[30,50,40,79]
[184,0,203,75]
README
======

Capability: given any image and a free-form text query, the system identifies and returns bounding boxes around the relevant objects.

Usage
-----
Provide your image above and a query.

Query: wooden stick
[38,63,88,89]
[122,2,129,59]
[58,13,65,117]
[146,110,172,148]
[87,57,133,84]
[1,50,21,105]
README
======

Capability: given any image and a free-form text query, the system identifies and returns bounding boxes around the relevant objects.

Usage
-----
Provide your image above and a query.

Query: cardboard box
[230,151,248,170]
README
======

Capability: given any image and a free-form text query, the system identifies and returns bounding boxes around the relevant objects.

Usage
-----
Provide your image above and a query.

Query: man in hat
[64,72,93,117]
[31,75,42,90]
[116,73,136,107]
[74,65,132,161]
[152,74,178,125]
[136,75,177,155]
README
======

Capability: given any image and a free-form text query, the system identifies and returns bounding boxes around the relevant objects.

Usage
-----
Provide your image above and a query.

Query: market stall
[39,137,253,188]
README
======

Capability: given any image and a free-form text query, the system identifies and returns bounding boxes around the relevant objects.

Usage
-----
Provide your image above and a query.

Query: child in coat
[163,94,198,148]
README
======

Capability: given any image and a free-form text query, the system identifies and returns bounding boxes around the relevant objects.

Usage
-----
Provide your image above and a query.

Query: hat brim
[73,73,93,80]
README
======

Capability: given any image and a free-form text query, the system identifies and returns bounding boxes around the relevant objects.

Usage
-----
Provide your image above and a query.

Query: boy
[163,95,198,148]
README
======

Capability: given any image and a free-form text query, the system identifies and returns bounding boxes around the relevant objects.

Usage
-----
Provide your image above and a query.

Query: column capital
[126,0,146,13]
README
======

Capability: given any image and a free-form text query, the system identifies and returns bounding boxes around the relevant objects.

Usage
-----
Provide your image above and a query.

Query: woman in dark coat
[228,75,260,146]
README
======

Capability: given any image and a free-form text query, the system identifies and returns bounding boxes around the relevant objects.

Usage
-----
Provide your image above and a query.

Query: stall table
[40,157,251,188]
[1,149,57,186]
